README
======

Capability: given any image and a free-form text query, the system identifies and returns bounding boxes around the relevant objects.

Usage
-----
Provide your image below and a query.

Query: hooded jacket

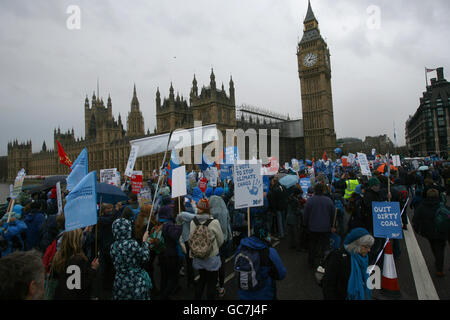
[158,205,182,258]
[189,214,224,259]
[110,218,152,300]
[236,236,286,300]
[209,195,232,243]
[413,197,447,240]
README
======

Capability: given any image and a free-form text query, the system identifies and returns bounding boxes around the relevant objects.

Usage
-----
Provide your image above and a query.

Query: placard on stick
[172,166,187,198]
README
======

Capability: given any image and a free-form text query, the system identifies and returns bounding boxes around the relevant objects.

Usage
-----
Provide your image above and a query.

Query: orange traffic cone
[380,239,401,299]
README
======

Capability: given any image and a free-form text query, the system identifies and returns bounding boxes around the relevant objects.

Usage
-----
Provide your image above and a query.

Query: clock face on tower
[303,52,317,67]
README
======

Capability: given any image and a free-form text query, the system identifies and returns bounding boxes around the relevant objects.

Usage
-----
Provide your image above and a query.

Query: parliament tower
[297,0,336,159]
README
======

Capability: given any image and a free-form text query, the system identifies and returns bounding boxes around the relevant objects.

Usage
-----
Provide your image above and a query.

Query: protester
[209,194,232,297]
[49,229,99,300]
[286,185,305,251]
[235,219,286,300]
[189,198,224,300]
[0,249,45,300]
[268,175,288,238]
[24,200,45,251]
[110,218,152,300]
[303,183,335,268]
[412,188,448,277]
[158,202,182,300]
[322,227,374,300]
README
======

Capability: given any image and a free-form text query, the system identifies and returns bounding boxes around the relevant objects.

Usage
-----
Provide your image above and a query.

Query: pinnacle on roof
[304,0,317,23]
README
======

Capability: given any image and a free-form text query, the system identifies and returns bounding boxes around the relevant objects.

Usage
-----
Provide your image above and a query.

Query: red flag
[57,140,72,168]
[426,68,436,73]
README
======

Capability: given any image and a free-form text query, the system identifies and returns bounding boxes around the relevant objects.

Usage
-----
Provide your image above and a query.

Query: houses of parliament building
[4,1,336,181]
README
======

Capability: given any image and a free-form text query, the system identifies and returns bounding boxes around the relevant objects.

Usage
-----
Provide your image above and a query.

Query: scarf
[346,252,371,300]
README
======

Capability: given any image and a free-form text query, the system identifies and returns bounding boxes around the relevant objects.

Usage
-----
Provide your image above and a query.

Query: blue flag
[67,147,88,191]
[64,171,98,232]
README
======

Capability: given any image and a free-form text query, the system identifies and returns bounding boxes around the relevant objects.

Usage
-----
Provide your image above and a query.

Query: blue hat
[205,187,213,198]
[214,187,224,197]
[192,187,203,203]
[354,184,362,195]
[344,228,370,246]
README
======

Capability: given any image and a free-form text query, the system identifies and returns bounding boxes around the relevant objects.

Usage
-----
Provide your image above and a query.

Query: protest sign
[172,166,187,198]
[64,171,98,232]
[348,153,356,165]
[125,145,140,177]
[131,171,143,194]
[56,182,63,215]
[372,202,402,239]
[291,159,300,172]
[261,156,279,176]
[204,167,218,187]
[392,155,401,167]
[357,153,372,177]
[299,178,311,199]
[11,169,26,200]
[234,163,263,209]
[138,187,152,206]
[220,165,233,180]
[100,168,118,186]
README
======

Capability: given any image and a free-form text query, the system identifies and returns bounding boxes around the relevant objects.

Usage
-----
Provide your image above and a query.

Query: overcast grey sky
[0,0,449,156]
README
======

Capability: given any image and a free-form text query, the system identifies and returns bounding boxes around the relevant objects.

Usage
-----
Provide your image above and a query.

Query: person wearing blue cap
[322,227,374,300]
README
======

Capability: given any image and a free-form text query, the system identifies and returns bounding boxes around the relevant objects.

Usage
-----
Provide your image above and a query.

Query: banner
[67,147,88,191]
[172,166,187,198]
[220,165,233,180]
[372,202,402,239]
[234,163,263,209]
[131,171,143,194]
[357,153,372,177]
[124,145,140,177]
[64,171,98,232]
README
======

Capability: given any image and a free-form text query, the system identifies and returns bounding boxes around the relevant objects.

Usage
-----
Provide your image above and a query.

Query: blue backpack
[234,246,270,291]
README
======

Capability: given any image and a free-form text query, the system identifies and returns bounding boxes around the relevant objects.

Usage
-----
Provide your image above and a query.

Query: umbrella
[97,182,129,205]
[418,165,429,171]
[277,172,288,180]
[279,174,298,189]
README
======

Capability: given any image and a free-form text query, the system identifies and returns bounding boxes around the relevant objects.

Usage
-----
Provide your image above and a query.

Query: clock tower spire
[297,0,336,159]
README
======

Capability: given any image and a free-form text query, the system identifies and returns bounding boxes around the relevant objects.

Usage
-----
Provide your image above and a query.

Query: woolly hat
[50,187,57,199]
[192,187,203,203]
[196,198,209,211]
[354,184,362,195]
[158,205,174,221]
[344,227,370,246]
[205,187,213,198]
[214,187,224,197]
[368,177,380,187]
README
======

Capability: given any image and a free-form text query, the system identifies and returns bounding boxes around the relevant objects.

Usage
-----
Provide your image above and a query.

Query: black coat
[412,198,447,240]
[322,248,351,300]
[360,189,383,233]
[268,183,288,212]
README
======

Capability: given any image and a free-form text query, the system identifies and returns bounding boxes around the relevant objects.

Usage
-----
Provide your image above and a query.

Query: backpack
[234,246,271,291]
[148,223,166,255]
[189,217,214,259]
[435,203,450,234]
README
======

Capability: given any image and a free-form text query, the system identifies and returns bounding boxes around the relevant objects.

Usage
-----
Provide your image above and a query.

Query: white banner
[172,166,187,198]
[130,124,219,158]
[125,145,140,177]
[234,163,263,209]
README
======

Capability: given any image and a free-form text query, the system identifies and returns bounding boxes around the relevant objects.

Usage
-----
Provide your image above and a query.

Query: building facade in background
[405,67,450,158]
[7,71,304,181]
[297,0,336,159]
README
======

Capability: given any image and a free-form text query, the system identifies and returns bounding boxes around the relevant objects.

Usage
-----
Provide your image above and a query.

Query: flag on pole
[57,140,72,168]
[64,171,98,232]
[168,148,180,187]
[426,68,436,73]
[393,122,398,148]
[67,147,88,191]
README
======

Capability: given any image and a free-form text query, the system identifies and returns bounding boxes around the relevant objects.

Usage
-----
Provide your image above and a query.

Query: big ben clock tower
[297,0,336,159]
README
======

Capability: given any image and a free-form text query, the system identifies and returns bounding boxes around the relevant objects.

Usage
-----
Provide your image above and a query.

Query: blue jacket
[236,236,286,300]
[1,219,27,256]
[24,209,45,250]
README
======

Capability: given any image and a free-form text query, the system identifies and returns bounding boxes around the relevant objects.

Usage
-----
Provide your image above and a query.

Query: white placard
[392,155,401,167]
[234,163,263,209]
[56,182,63,215]
[125,145,139,177]
[100,168,118,186]
[357,153,372,177]
[171,166,187,198]
[204,167,218,187]
[348,153,356,164]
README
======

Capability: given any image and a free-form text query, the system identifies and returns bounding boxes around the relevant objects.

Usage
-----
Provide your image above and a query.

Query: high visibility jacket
[344,179,359,199]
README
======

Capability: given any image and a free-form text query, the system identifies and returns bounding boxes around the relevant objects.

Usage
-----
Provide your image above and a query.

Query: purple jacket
[303,195,335,233]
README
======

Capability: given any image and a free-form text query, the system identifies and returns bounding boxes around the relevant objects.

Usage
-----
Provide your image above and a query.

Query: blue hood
[239,236,268,250]
[193,187,203,203]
